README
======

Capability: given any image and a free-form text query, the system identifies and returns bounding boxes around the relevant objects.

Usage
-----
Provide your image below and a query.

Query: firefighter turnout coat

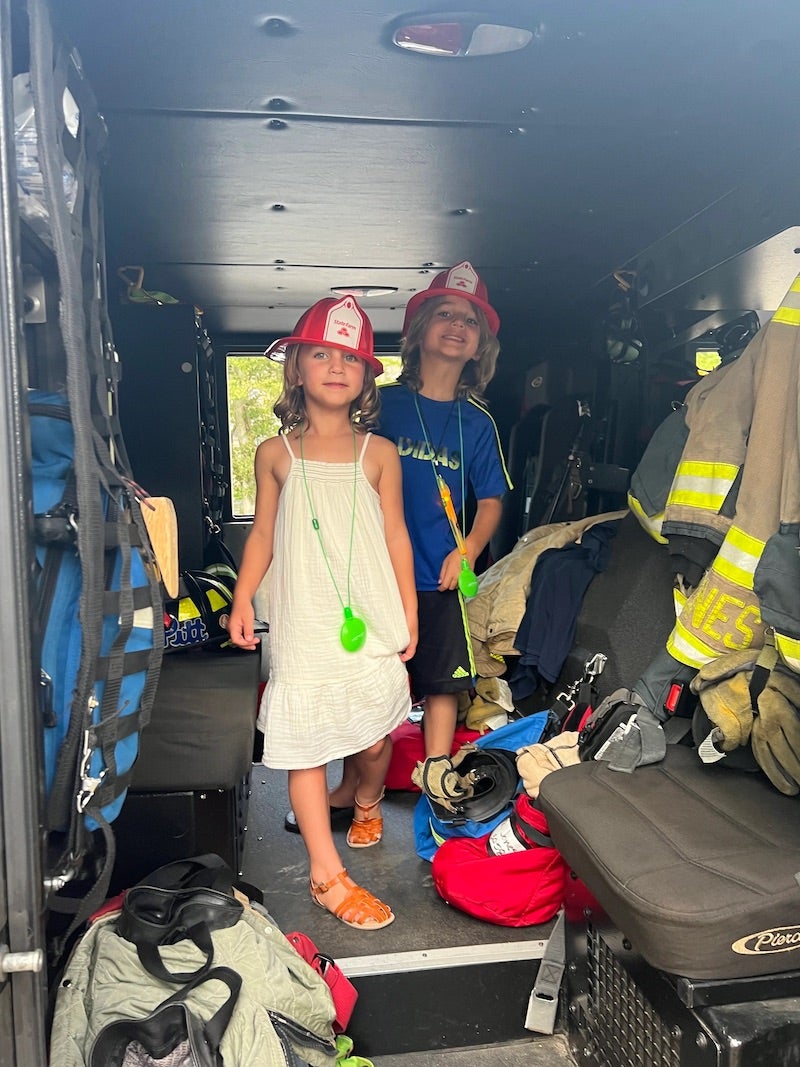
[634,273,800,671]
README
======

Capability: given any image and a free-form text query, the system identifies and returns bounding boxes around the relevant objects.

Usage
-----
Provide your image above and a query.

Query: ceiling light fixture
[392,15,535,57]
[330,286,399,298]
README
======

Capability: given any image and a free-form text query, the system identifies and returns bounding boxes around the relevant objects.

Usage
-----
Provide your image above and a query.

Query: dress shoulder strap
[280,432,295,460]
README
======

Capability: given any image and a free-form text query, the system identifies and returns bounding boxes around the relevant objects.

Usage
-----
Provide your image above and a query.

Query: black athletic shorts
[406,589,476,700]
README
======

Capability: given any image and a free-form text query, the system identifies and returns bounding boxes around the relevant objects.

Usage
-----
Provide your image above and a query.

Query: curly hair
[398,297,500,400]
[272,344,380,432]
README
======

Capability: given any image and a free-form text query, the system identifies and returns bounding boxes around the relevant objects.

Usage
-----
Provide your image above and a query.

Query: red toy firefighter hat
[402,261,500,337]
[265,295,383,374]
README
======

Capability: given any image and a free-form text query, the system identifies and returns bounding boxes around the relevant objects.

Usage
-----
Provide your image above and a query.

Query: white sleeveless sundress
[257,432,411,769]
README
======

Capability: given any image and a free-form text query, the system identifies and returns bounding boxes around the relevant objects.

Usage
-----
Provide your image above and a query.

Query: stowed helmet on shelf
[264,295,383,374]
[402,260,500,338]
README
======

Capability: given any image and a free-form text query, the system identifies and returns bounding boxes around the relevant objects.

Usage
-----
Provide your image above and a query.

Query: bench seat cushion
[539,745,800,979]
[132,649,258,791]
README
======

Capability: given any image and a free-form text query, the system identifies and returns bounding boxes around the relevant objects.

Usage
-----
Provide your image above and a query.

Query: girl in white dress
[228,295,417,930]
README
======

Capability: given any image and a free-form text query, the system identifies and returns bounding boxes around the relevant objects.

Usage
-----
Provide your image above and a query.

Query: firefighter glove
[411,752,475,813]
[516,732,581,798]
[690,649,760,752]
[750,667,800,797]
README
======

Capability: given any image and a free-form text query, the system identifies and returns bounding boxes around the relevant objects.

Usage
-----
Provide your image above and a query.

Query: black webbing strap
[750,630,778,711]
[29,0,164,956]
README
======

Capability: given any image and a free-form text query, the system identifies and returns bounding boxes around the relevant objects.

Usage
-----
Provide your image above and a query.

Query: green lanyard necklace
[299,427,366,652]
[412,392,479,598]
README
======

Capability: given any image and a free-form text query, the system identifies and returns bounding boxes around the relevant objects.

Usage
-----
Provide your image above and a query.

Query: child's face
[420,297,481,365]
[296,343,366,407]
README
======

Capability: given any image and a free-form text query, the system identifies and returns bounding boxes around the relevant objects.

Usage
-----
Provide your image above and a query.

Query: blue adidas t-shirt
[377,381,511,591]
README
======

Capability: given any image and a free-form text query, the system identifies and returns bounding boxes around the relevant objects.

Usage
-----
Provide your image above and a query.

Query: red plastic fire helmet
[264,295,383,374]
[402,261,500,337]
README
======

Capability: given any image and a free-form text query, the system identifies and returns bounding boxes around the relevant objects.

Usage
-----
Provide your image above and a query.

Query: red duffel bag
[431,793,568,927]
[385,720,481,791]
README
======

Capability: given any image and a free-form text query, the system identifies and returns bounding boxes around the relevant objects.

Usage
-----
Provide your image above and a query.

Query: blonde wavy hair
[272,343,380,432]
[398,297,500,400]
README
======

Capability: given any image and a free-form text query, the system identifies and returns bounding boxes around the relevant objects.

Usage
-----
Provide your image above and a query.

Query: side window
[226,352,402,517]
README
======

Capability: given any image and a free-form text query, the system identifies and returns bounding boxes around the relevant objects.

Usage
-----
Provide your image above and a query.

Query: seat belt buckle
[663,679,695,718]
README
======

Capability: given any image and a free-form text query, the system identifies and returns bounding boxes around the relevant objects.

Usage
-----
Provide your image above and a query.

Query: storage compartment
[110,775,251,893]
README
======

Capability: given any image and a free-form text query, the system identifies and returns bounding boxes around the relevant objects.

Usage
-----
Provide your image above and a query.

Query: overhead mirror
[392,17,534,57]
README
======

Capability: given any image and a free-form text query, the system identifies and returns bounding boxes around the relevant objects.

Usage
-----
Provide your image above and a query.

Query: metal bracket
[525,910,566,1034]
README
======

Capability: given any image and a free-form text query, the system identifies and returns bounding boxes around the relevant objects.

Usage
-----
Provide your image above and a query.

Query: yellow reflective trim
[676,460,739,481]
[667,462,738,512]
[724,525,765,559]
[177,597,198,622]
[207,589,227,612]
[668,488,728,510]
[667,619,717,668]
[176,588,227,620]
[776,633,800,672]
[627,492,667,544]
[710,526,763,591]
[711,554,754,591]
[673,587,687,618]
[789,275,800,294]
[773,306,800,327]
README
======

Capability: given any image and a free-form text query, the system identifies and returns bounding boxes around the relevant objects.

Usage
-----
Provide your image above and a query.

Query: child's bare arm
[228,438,282,649]
[375,438,418,660]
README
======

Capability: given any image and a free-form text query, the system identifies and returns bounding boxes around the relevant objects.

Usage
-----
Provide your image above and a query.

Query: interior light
[392,17,534,57]
[330,286,399,297]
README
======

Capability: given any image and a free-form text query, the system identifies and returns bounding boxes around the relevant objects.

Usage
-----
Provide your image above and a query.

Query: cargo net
[584,924,681,1067]
[27,0,163,943]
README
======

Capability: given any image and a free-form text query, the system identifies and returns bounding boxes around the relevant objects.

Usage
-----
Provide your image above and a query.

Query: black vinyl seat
[540,745,800,980]
[110,648,259,892]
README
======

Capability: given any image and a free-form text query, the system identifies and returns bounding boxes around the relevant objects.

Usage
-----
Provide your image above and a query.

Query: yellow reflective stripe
[776,633,800,673]
[667,461,738,511]
[667,618,717,668]
[627,492,667,544]
[673,586,687,618]
[710,526,764,592]
[207,589,227,612]
[773,275,800,326]
[176,589,227,621]
[773,306,800,327]
[177,597,197,622]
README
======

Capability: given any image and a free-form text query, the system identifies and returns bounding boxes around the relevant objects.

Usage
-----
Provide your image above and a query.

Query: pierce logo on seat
[732,926,800,955]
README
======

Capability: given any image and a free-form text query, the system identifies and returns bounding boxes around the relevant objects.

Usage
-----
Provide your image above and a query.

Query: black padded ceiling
[58,0,800,336]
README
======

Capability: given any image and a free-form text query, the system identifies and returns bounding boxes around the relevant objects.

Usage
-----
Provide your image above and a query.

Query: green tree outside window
[226,353,401,517]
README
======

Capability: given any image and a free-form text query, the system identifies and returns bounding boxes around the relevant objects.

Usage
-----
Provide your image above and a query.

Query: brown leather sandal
[310,868,394,930]
[346,790,384,849]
